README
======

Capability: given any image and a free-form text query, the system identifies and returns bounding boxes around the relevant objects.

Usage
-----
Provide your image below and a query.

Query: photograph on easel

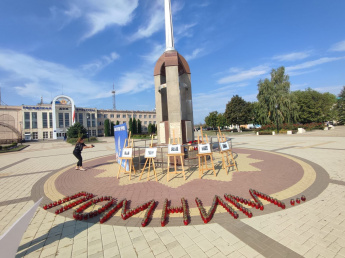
[198,143,211,154]
[122,148,133,158]
[145,148,157,158]
[168,144,181,154]
[220,142,230,151]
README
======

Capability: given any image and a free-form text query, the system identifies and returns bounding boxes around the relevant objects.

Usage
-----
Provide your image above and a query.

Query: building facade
[0,95,156,142]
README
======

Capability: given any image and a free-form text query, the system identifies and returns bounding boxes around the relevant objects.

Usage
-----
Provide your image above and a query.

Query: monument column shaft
[165,0,175,51]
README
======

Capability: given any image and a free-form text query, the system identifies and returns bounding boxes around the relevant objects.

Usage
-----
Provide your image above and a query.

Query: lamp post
[19,121,22,145]
[275,104,279,134]
[87,114,90,142]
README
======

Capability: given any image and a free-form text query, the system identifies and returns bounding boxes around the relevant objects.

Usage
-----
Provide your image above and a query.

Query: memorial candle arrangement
[44,189,306,226]
[43,192,94,210]
[73,196,113,220]
[195,195,238,223]
[161,198,189,227]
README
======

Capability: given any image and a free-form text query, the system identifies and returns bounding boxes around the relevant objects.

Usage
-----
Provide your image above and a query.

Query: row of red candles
[43,192,94,210]
[161,198,188,226]
[43,189,307,226]
[196,196,239,224]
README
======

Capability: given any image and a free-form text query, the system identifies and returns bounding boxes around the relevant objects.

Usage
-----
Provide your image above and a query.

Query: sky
[0,0,344,124]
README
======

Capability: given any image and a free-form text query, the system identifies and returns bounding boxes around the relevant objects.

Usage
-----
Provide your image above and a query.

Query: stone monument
[154,0,194,144]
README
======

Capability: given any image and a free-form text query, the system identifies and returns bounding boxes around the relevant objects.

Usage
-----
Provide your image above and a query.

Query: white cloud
[288,69,319,76]
[141,44,165,64]
[0,49,152,105]
[81,52,119,74]
[286,57,345,72]
[313,85,344,95]
[329,40,345,52]
[61,0,139,40]
[185,48,204,61]
[272,51,311,61]
[217,65,270,84]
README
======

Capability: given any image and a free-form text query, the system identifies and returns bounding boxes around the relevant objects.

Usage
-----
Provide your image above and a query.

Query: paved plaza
[0,127,345,258]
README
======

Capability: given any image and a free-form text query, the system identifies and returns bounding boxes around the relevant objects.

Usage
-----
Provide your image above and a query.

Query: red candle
[290,199,295,205]
[296,198,300,204]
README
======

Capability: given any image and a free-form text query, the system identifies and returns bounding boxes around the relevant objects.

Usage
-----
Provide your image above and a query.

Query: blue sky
[0,0,344,123]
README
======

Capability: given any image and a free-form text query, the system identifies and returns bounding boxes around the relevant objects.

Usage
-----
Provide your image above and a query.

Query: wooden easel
[167,131,186,182]
[217,127,238,172]
[117,132,136,180]
[139,135,158,181]
[197,127,216,178]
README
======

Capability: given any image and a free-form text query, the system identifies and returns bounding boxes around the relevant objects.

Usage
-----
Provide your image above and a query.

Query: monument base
[159,120,193,144]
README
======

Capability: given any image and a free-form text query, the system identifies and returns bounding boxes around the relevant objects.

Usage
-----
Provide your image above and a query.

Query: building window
[144,115,147,118]
[49,113,53,128]
[144,121,147,125]
[87,113,91,127]
[92,130,96,136]
[32,132,38,140]
[32,112,37,129]
[128,115,132,118]
[97,114,102,118]
[153,115,156,118]
[122,114,126,118]
[153,121,156,124]
[79,113,83,125]
[133,114,137,118]
[139,115,142,118]
[65,113,70,127]
[50,131,53,138]
[104,114,108,118]
[123,121,126,125]
[43,132,48,139]
[98,129,102,135]
[58,113,64,128]
[110,114,114,118]
[92,114,96,127]
[149,121,152,124]
[149,115,151,118]
[24,112,30,129]
[99,122,102,126]
[117,114,120,118]
[42,113,48,128]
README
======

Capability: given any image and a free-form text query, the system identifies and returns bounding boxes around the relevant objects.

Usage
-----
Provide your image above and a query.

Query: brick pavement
[0,126,344,257]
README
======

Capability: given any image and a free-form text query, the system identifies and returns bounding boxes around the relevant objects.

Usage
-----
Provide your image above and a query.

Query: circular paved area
[39,147,327,226]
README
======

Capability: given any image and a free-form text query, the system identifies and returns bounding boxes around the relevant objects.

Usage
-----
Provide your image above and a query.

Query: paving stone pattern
[0,126,344,257]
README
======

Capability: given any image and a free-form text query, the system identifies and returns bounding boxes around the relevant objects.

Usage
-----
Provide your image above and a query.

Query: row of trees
[205,66,345,128]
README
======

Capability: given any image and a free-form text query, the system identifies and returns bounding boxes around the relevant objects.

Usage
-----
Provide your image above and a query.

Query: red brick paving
[54,148,304,210]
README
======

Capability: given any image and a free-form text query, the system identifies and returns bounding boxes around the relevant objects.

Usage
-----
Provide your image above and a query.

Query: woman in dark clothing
[73,138,94,171]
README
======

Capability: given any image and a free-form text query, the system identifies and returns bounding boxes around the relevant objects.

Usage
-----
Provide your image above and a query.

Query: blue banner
[114,123,129,170]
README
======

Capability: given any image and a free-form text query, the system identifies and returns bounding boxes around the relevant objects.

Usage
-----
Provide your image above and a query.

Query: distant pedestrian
[64,135,67,141]
[73,137,94,171]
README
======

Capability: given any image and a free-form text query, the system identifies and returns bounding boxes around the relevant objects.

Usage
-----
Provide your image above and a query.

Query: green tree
[137,119,142,134]
[66,122,87,139]
[292,88,337,123]
[205,111,218,128]
[133,118,137,134]
[257,66,298,125]
[224,95,252,126]
[104,119,110,136]
[217,113,227,128]
[129,118,133,135]
[148,123,153,134]
[337,86,345,125]
[110,122,114,136]
[116,120,120,125]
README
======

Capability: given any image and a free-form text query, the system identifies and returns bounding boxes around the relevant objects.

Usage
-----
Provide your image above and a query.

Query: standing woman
[73,138,94,171]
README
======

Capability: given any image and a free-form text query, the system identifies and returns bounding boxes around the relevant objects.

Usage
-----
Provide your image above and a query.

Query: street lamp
[275,104,279,134]
[19,121,22,145]
[86,114,90,142]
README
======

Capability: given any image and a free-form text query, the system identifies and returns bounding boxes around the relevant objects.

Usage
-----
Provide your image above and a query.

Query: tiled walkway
[0,127,344,257]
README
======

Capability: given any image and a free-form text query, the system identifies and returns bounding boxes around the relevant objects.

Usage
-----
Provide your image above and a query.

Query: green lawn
[0,145,28,153]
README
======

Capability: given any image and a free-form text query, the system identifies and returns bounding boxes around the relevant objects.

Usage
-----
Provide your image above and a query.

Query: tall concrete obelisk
[154,0,194,144]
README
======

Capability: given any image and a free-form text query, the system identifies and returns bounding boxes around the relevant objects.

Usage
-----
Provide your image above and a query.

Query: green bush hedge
[67,137,98,144]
